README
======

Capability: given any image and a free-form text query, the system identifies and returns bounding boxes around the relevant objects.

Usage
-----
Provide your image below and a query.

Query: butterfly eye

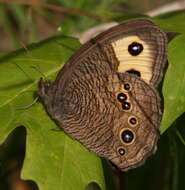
[128,42,143,56]
[117,93,127,102]
[121,129,134,143]
[117,148,125,156]
[122,102,131,110]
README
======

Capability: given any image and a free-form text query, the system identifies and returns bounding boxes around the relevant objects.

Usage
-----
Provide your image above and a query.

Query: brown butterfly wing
[39,70,161,171]
[109,73,161,171]
[39,19,166,171]
[39,62,115,157]
[55,19,167,88]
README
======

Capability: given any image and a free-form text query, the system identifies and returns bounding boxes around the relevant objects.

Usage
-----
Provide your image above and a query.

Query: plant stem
[0,0,103,21]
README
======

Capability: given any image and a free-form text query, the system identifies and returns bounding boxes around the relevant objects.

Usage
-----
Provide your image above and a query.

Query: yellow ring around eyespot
[122,101,132,112]
[127,116,138,127]
[116,91,129,103]
[119,128,136,146]
[115,91,132,112]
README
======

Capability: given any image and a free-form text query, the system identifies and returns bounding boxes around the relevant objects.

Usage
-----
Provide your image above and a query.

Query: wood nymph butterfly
[39,19,167,171]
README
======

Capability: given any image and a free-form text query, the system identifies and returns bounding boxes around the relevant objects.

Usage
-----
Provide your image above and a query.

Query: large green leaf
[0,35,105,190]
[160,34,185,134]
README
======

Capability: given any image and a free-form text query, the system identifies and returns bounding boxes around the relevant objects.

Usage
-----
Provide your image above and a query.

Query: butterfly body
[39,19,167,171]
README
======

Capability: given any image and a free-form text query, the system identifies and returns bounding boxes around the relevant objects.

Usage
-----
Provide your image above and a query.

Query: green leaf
[0,34,105,190]
[160,34,185,134]
[154,11,185,34]
[111,13,149,22]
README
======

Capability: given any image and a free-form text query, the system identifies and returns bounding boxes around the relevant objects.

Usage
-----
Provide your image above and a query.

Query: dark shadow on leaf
[101,159,117,190]
[166,32,181,43]
[0,126,39,190]
[85,182,101,190]
[114,14,149,22]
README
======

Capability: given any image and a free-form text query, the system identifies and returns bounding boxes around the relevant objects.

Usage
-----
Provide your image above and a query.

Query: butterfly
[39,19,167,171]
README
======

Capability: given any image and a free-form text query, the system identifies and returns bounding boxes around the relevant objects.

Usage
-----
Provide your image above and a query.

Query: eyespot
[126,69,141,77]
[123,83,131,91]
[121,129,134,143]
[117,93,127,103]
[128,116,138,126]
[128,42,143,56]
[122,102,131,110]
[117,148,125,156]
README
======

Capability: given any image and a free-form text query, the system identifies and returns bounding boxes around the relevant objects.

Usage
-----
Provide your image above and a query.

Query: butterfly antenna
[20,41,33,58]
[20,41,46,79]
[30,65,46,79]
[12,61,33,81]
[16,96,39,110]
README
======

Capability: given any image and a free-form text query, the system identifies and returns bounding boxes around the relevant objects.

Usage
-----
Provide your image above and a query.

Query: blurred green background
[0,0,182,51]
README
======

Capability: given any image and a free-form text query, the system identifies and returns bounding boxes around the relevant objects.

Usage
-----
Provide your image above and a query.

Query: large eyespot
[122,102,131,110]
[117,93,127,102]
[128,42,143,56]
[121,129,134,143]
[126,69,141,77]
[128,116,138,126]
[117,148,125,156]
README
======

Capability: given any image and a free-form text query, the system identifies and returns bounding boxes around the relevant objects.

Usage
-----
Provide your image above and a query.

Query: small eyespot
[128,42,143,56]
[123,83,131,91]
[122,102,131,110]
[117,93,127,103]
[126,69,141,77]
[118,148,125,156]
[128,116,138,126]
[121,130,134,143]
